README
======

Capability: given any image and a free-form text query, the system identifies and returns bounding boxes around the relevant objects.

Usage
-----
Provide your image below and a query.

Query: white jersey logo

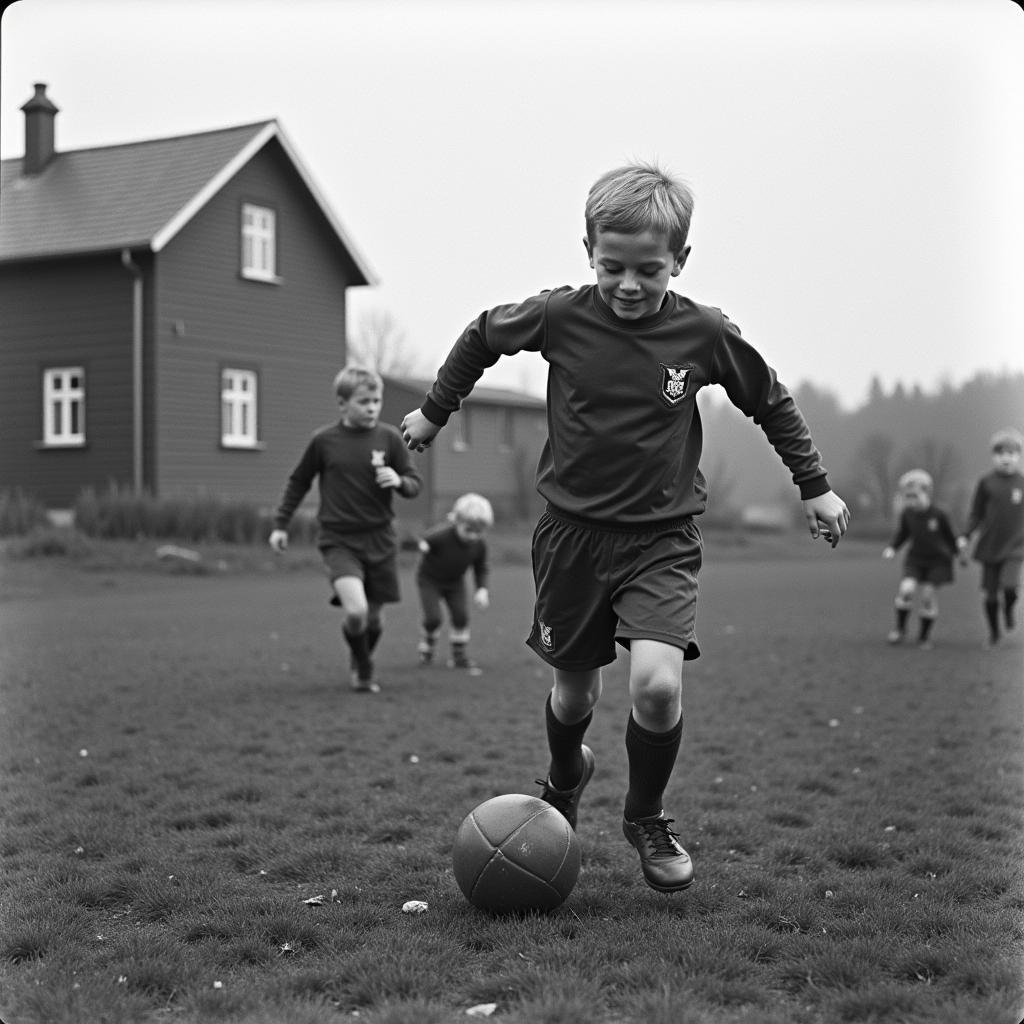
[537,618,554,650]
[659,364,692,407]
[371,449,387,467]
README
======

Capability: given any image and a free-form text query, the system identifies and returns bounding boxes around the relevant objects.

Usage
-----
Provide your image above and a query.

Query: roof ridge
[2,120,275,162]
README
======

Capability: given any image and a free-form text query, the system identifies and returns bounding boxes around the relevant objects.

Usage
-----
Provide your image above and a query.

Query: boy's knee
[422,615,442,633]
[342,610,369,633]
[630,673,682,723]
[896,579,917,603]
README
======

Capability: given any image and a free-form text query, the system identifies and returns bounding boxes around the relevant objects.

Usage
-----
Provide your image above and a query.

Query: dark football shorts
[319,525,401,606]
[526,507,702,671]
[981,558,1023,593]
[903,559,954,585]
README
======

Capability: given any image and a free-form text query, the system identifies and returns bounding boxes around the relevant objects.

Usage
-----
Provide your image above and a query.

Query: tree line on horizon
[698,369,1024,532]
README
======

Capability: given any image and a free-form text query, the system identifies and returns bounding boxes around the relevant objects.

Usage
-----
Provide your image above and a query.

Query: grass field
[1,531,1022,1024]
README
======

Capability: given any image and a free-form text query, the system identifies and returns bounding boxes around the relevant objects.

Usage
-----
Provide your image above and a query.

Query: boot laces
[639,817,683,856]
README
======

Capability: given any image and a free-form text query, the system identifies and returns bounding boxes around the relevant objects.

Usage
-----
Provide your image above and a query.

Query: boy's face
[338,383,382,429]
[901,485,930,510]
[455,519,487,543]
[584,228,688,321]
[992,446,1021,474]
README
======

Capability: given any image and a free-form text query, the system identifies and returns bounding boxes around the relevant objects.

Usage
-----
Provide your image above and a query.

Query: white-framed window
[221,368,258,447]
[43,366,85,446]
[241,203,277,281]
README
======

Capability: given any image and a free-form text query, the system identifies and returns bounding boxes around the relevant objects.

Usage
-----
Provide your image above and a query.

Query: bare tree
[853,432,897,518]
[347,308,422,376]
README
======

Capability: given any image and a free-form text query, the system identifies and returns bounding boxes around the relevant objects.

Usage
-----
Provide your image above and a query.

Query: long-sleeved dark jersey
[420,285,829,525]
[889,506,958,568]
[416,522,490,590]
[965,470,1024,564]
[273,420,421,539]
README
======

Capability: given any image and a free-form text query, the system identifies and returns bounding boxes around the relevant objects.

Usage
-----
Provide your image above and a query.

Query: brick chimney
[21,83,59,175]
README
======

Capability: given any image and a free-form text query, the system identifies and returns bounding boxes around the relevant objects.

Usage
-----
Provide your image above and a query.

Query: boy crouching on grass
[882,469,965,650]
[269,366,422,693]
[415,492,493,670]
[400,161,849,893]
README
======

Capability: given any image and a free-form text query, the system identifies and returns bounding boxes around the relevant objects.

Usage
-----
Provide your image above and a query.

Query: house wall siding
[380,380,547,531]
[0,256,134,506]
[152,140,356,505]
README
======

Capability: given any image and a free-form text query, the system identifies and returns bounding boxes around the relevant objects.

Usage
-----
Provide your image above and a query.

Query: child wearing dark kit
[269,366,422,693]
[882,468,965,649]
[401,162,849,892]
[416,492,494,670]
[959,427,1024,647]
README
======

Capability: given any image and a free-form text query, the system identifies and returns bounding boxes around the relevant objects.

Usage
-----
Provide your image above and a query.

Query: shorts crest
[659,364,693,407]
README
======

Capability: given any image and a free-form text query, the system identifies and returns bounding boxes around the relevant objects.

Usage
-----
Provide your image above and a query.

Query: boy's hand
[375,466,401,489]
[803,490,850,549]
[401,409,441,452]
[474,587,490,610]
[882,546,896,560]
[269,529,288,553]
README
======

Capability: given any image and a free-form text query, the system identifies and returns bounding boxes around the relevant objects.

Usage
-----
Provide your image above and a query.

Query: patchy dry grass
[0,534,1022,1023]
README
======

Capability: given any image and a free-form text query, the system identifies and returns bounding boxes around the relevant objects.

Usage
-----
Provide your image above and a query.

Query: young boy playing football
[959,427,1024,647]
[882,468,965,649]
[269,366,422,693]
[415,492,493,669]
[400,161,850,892]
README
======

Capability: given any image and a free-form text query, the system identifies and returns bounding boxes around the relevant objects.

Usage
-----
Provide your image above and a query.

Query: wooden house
[0,83,374,511]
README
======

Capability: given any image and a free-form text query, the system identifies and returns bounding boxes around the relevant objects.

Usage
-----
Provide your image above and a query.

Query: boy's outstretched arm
[803,490,850,549]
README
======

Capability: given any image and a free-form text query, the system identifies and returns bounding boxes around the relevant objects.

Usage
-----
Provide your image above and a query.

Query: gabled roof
[0,120,376,282]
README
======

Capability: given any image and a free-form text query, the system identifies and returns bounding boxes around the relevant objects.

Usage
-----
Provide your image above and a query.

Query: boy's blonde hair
[585,161,695,256]
[990,427,1024,453]
[334,365,383,399]
[898,469,933,494]
[451,492,494,528]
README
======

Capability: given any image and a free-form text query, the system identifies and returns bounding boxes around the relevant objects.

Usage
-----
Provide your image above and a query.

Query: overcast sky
[3,0,1022,410]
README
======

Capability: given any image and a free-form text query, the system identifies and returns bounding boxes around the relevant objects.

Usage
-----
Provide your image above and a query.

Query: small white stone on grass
[401,900,428,914]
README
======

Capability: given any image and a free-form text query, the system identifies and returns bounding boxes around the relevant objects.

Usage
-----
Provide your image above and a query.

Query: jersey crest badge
[370,449,387,467]
[659,364,693,407]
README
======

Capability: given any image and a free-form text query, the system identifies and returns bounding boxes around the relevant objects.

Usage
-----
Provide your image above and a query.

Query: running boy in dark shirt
[416,492,493,670]
[959,427,1024,647]
[400,161,850,892]
[269,366,422,693]
[882,469,964,650]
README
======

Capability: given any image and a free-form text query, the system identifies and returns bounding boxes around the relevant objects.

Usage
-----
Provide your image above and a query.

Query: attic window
[241,203,277,281]
[221,368,259,448]
[42,367,86,446]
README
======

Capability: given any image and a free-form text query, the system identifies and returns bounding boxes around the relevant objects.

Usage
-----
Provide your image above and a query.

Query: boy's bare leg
[332,576,378,692]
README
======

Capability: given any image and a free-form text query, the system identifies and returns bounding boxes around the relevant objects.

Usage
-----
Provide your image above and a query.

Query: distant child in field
[269,366,422,693]
[400,161,849,894]
[958,427,1024,647]
[882,469,964,650]
[416,492,494,669]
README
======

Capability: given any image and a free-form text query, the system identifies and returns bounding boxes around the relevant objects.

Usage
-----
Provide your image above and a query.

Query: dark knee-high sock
[366,624,382,654]
[624,712,682,822]
[1004,589,1018,629]
[343,628,370,670]
[917,615,935,642]
[545,694,592,791]
[984,599,1001,641]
